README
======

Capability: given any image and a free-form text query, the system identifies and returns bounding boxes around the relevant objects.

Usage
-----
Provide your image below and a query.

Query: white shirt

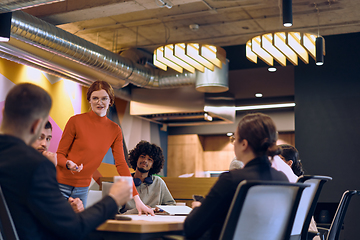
[271,155,298,183]
[271,155,320,240]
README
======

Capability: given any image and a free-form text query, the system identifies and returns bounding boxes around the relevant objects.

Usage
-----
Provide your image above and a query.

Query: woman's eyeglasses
[91,97,109,103]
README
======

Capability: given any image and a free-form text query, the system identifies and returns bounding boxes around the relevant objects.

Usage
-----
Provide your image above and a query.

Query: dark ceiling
[6,0,360,103]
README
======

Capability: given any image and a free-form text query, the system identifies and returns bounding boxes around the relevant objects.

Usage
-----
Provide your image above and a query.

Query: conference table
[96,214,186,240]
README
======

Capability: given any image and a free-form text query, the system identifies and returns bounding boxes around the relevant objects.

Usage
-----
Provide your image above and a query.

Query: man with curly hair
[120,140,176,214]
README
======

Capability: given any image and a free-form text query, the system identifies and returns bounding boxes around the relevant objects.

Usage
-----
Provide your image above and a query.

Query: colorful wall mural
[0,60,87,153]
[0,58,168,177]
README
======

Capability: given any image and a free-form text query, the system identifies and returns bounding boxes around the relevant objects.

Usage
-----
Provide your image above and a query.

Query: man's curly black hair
[128,141,164,175]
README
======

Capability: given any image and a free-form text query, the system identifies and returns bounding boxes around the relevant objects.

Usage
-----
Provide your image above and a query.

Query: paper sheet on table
[156,205,193,215]
[120,214,186,222]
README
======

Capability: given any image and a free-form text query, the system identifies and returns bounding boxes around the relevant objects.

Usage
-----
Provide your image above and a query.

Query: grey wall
[150,122,168,176]
[295,32,360,240]
[168,109,294,135]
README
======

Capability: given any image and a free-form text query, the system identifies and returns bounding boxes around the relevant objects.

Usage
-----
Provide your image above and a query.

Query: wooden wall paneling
[167,133,296,176]
[168,134,199,145]
[203,151,234,171]
[167,134,204,177]
[167,144,196,177]
[278,132,295,146]
[168,135,236,176]
[194,136,204,177]
[202,135,234,171]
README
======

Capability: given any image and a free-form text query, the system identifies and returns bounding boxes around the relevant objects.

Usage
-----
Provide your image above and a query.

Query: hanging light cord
[161,20,170,44]
[135,26,139,47]
[314,2,320,37]
[278,0,282,30]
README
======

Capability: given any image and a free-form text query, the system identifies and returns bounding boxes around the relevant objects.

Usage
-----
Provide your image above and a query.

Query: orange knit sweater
[56,110,137,196]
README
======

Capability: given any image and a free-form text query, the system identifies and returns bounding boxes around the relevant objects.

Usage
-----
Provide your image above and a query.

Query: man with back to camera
[31,120,84,213]
[120,140,176,214]
[0,83,131,240]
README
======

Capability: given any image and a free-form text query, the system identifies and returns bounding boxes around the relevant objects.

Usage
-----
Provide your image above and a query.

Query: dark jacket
[184,155,289,240]
[0,135,118,240]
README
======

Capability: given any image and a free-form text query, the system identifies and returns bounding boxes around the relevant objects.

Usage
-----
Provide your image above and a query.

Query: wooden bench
[100,176,218,207]
[162,177,218,206]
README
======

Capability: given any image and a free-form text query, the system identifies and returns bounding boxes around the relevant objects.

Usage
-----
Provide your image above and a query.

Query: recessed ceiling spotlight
[204,112,213,121]
[155,0,173,9]
[189,24,200,31]
[255,93,263,98]
[226,132,234,136]
[268,67,277,72]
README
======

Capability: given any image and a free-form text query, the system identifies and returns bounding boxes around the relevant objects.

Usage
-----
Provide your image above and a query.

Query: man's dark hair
[2,83,52,131]
[128,141,164,175]
[44,121,52,131]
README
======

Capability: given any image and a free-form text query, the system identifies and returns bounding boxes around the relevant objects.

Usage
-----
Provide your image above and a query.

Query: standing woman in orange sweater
[56,80,154,215]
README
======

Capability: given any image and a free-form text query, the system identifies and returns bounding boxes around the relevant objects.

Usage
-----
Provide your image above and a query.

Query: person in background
[56,80,154,215]
[271,155,298,183]
[31,121,56,165]
[120,140,176,214]
[279,144,304,177]
[277,144,320,240]
[31,120,84,213]
[0,83,131,240]
[271,144,303,183]
[184,113,289,240]
[229,156,244,170]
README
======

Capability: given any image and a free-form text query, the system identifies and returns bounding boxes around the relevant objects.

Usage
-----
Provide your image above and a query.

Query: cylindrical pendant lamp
[283,0,292,27]
[316,37,324,65]
[0,12,12,42]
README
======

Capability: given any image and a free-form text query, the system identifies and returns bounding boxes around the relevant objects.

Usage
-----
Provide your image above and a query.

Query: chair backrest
[326,190,360,240]
[291,175,332,240]
[219,180,309,240]
[0,186,19,240]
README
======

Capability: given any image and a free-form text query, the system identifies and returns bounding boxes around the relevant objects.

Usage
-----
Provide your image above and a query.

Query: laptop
[102,182,113,198]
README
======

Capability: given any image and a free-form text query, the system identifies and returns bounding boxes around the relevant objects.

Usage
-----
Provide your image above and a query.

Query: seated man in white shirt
[120,141,176,214]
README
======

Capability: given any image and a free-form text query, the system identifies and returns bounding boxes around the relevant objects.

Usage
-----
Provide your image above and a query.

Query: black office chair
[219,180,309,240]
[163,180,309,240]
[290,175,332,240]
[0,185,19,240]
[318,190,360,240]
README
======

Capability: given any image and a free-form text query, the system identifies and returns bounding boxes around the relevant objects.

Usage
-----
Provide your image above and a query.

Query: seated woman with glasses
[56,80,153,215]
[184,113,289,240]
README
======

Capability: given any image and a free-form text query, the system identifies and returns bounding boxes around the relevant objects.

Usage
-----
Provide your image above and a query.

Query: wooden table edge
[97,219,184,233]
